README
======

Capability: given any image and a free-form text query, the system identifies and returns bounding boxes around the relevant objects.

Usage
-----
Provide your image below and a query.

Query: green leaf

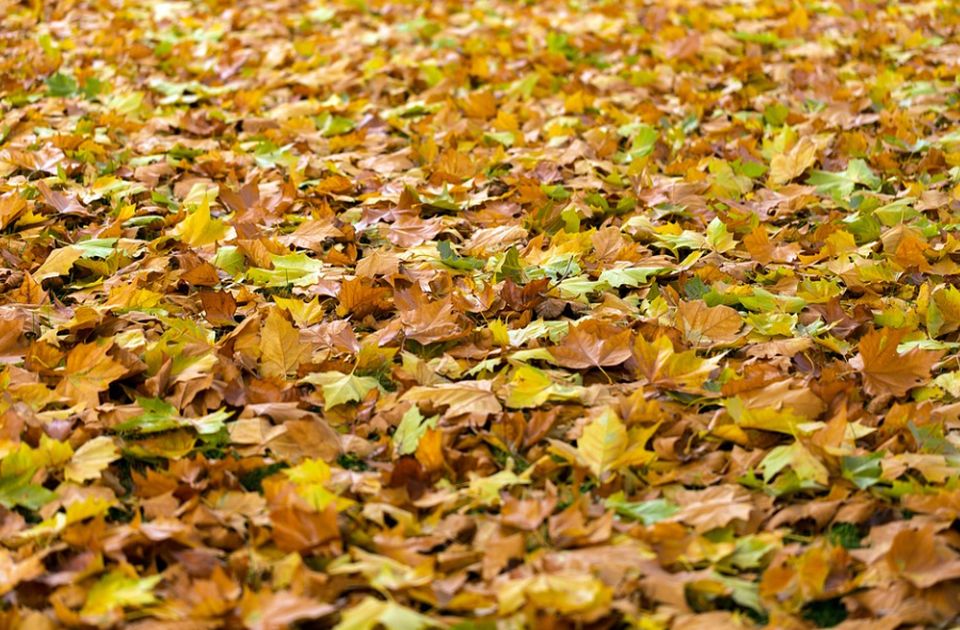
[81,572,161,623]
[46,72,78,97]
[115,398,231,435]
[81,76,105,99]
[75,238,118,259]
[301,371,380,408]
[496,246,526,283]
[807,158,881,198]
[759,441,828,486]
[116,398,180,434]
[841,452,883,489]
[246,253,325,287]
[393,405,438,455]
[0,474,56,510]
[483,131,515,147]
[317,112,356,137]
[438,240,484,271]
[605,494,679,525]
[706,217,735,253]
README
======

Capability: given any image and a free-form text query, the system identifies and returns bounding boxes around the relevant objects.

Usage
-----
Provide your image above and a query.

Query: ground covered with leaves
[3,0,960,627]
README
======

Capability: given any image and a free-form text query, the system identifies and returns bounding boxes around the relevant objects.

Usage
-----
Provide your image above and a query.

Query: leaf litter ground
[2,0,960,628]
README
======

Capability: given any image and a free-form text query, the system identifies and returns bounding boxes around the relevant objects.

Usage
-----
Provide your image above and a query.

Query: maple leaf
[549,319,632,369]
[632,334,722,393]
[240,590,335,630]
[850,328,943,397]
[173,197,229,247]
[677,299,742,346]
[56,341,127,408]
[401,381,502,419]
[301,371,380,409]
[80,571,161,625]
[64,436,119,483]
[334,596,438,630]
[34,245,83,280]
[393,405,438,456]
[575,407,627,480]
[769,136,818,185]
[398,297,463,345]
[260,307,305,379]
[0,193,26,230]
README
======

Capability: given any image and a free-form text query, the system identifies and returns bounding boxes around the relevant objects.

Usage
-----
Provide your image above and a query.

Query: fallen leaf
[549,320,632,369]
[851,328,943,397]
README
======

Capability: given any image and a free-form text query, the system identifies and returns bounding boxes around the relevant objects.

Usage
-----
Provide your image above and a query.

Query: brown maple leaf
[549,320,632,370]
[56,341,127,408]
[398,296,463,345]
[850,328,943,398]
[677,299,742,346]
[336,278,393,319]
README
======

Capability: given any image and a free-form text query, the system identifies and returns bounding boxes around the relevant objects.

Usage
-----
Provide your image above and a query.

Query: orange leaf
[549,320,632,369]
[677,300,742,346]
[851,328,942,398]
[56,341,127,408]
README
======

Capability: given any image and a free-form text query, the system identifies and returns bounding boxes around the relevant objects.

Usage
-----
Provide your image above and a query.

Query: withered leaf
[851,328,943,398]
[549,320,632,369]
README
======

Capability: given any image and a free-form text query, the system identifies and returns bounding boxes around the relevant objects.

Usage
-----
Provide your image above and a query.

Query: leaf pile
[2,0,960,627]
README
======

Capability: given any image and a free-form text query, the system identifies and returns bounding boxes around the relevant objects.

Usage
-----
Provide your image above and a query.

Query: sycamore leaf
[34,245,83,280]
[64,436,119,483]
[393,405,438,456]
[115,398,230,435]
[926,285,960,338]
[505,365,554,408]
[399,297,463,344]
[334,596,438,630]
[677,299,742,346]
[769,136,818,185]
[401,381,502,418]
[260,307,306,379]
[759,440,829,486]
[549,320,632,369]
[241,590,335,630]
[850,328,943,397]
[632,335,722,393]
[576,407,628,480]
[726,396,806,435]
[56,341,127,408]
[0,193,26,229]
[80,571,161,624]
[284,459,354,511]
[302,371,380,408]
[173,197,229,247]
[466,465,531,506]
[498,573,613,616]
[274,295,325,327]
[0,475,56,510]
[706,217,736,253]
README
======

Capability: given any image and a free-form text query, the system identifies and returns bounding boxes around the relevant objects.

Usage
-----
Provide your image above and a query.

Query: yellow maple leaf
[65,436,120,483]
[769,136,818,185]
[173,197,229,247]
[576,407,628,480]
[34,245,83,281]
[260,307,305,379]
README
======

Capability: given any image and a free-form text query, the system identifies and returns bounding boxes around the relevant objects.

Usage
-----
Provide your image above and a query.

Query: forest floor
[2,0,960,628]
